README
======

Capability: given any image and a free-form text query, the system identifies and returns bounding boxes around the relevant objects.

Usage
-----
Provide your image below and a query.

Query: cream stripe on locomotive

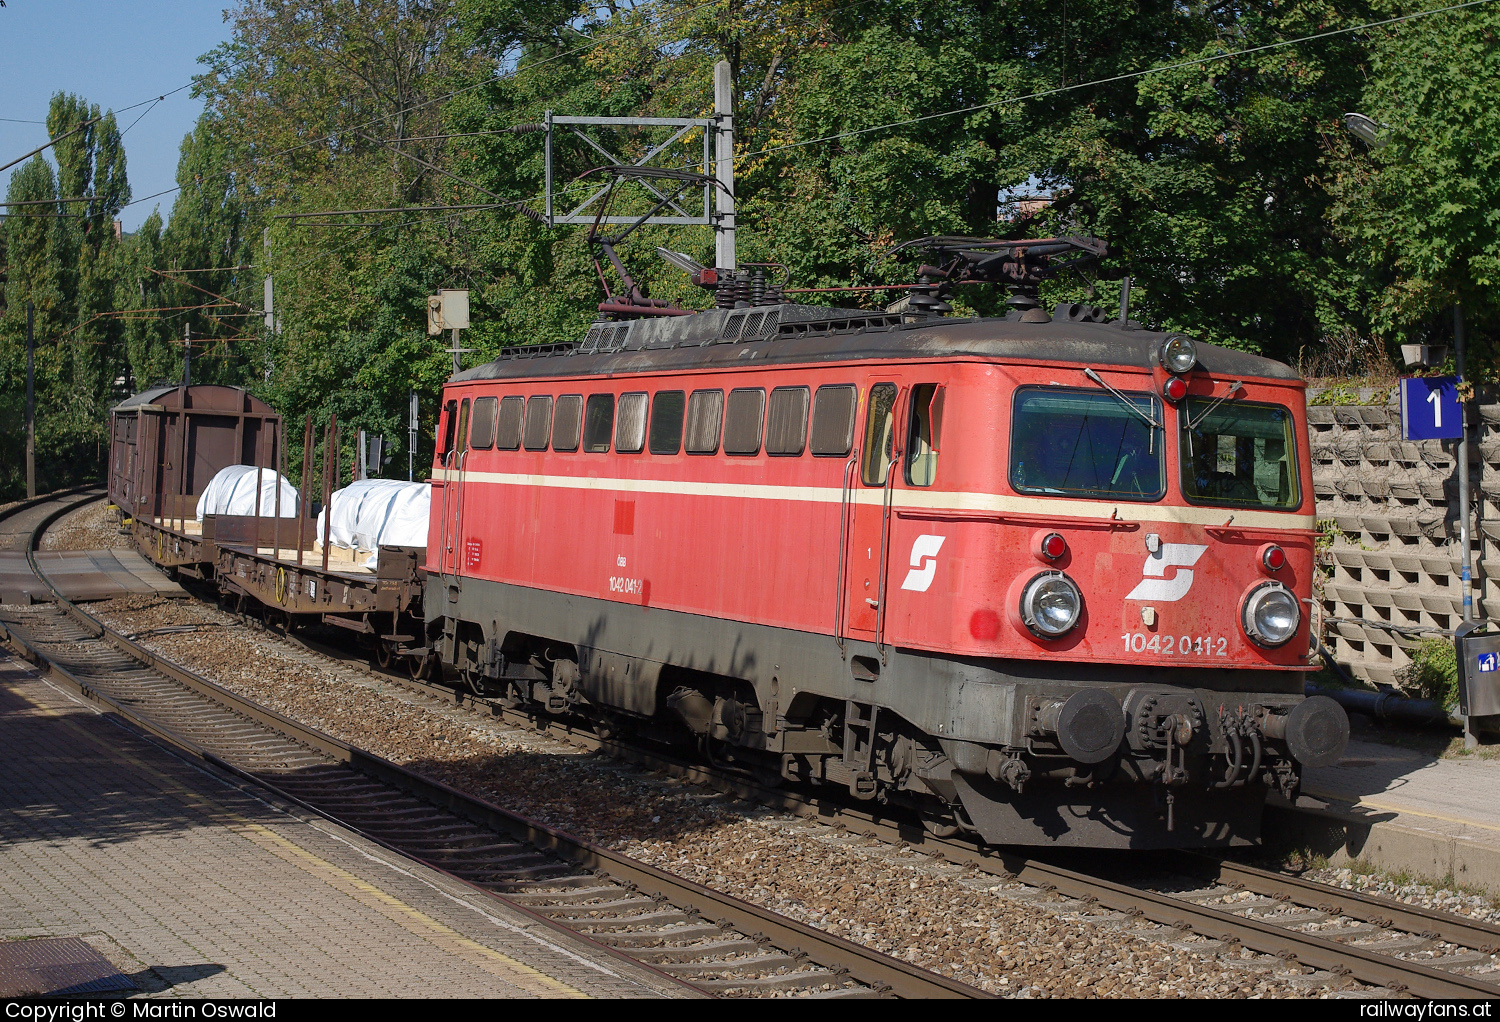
[436,469,1315,530]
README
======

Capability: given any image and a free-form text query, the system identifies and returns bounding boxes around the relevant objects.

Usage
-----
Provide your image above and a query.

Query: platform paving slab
[1268,738,1500,891]
[0,653,687,998]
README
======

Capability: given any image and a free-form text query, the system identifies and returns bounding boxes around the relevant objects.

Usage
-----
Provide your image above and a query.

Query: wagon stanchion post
[273,416,283,560]
[177,389,190,538]
[322,414,337,573]
[254,412,267,534]
[297,414,312,569]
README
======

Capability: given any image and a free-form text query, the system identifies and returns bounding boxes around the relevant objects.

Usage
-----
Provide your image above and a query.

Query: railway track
[18,492,1500,997]
[275,614,1500,998]
[0,492,982,999]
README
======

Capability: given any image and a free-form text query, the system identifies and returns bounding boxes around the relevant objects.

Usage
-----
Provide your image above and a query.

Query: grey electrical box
[1456,623,1500,717]
[439,289,469,330]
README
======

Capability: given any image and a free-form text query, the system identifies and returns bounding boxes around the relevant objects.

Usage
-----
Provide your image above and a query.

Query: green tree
[1326,0,1500,365]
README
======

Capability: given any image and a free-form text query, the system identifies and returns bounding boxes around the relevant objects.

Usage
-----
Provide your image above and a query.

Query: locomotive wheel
[921,810,961,839]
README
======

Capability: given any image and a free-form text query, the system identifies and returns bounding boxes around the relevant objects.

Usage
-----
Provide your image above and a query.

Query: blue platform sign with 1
[1400,376,1462,440]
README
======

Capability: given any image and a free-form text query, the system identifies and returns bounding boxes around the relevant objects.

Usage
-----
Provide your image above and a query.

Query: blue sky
[0,2,234,232]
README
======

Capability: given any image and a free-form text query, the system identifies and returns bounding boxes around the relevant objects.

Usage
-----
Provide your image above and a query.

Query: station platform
[0,549,185,605]
[0,653,683,998]
[1276,740,1500,890]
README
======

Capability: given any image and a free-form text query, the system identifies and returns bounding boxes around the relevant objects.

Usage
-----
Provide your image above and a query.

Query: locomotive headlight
[1021,571,1082,638]
[1242,581,1300,647]
[1158,334,1198,374]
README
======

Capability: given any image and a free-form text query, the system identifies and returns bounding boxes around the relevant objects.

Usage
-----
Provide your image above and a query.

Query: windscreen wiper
[1083,368,1161,453]
[1186,381,1245,430]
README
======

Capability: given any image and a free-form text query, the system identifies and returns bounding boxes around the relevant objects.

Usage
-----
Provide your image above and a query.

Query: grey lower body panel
[428,575,1304,746]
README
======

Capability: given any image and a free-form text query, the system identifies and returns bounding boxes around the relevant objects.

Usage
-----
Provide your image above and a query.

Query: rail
[0,492,984,1000]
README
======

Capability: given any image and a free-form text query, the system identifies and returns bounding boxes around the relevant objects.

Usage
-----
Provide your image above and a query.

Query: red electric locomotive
[423,239,1348,848]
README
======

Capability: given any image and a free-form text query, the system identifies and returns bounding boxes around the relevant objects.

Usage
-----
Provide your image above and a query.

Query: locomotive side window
[1180,399,1300,509]
[552,395,583,452]
[766,386,810,456]
[685,390,724,454]
[457,398,471,454]
[905,384,944,485]
[723,388,765,455]
[861,383,898,485]
[810,385,857,456]
[583,394,614,452]
[616,392,648,453]
[649,390,686,455]
[469,396,498,450]
[523,396,553,451]
[439,400,457,457]
[496,396,524,450]
[1010,387,1164,500]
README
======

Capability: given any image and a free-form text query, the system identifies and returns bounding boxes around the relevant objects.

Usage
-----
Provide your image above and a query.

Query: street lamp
[1343,112,1388,149]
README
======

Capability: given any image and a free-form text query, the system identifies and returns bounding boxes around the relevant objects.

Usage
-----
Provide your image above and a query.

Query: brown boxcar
[109,385,285,574]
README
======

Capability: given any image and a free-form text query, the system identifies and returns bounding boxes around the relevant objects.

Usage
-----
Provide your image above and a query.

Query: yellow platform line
[15,685,587,998]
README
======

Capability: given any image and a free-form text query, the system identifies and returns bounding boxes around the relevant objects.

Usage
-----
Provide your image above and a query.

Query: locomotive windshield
[1179,398,1300,509]
[1010,388,1164,500]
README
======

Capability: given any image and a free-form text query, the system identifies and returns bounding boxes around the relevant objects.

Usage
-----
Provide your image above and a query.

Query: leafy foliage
[2,0,1497,499]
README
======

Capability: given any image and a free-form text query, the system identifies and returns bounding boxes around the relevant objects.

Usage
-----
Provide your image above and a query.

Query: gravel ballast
[81,592,1396,997]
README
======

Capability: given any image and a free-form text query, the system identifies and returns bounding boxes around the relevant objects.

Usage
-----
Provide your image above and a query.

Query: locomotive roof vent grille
[600,323,632,352]
[494,340,581,361]
[721,314,746,342]
[777,312,907,338]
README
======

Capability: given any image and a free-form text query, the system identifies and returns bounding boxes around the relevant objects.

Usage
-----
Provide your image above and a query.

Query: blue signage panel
[1400,376,1462,440]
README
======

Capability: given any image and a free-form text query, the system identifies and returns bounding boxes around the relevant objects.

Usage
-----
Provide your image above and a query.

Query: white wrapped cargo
[195,466,301,522]
[315,479,430,564]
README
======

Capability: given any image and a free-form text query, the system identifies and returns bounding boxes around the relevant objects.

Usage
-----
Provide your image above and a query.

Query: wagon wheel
[374,641,394,672]
[409,652,434,681]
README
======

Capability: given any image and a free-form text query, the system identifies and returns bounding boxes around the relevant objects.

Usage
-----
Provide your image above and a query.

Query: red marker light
[1163,376,1189,402]
[1262,545,1286,571]
[1042,533,1067,560]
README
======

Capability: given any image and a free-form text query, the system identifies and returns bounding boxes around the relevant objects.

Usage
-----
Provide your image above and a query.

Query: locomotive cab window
[766,386,810,456]
[686,390,724,454]
[862,383,898,485]
[724,388,765,455]
[1010,387,1164,500]
[456,398,471,455]
[496,396,523,450]
[439,400,457,458]
[469,396,498,450]
[649,391,686,455]
[811,385,857,456]
[584,394,614,452]
[523,396,553,451]
[552,395,583,452]
[616,392,648,453]
[1180,398,1300,509]
[906,384,944,485]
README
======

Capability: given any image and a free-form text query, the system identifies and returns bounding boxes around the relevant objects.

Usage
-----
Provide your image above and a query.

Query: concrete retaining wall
[1307,387,1500,687]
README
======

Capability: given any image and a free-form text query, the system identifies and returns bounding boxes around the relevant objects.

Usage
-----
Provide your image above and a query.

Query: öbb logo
[1125,543,1208,602]
[900,535,946,592]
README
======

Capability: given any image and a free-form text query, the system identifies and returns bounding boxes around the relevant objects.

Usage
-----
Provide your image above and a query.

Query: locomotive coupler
[985,750,1031,794]
[1152,713,1193,787]
[1214,708,1265,789]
